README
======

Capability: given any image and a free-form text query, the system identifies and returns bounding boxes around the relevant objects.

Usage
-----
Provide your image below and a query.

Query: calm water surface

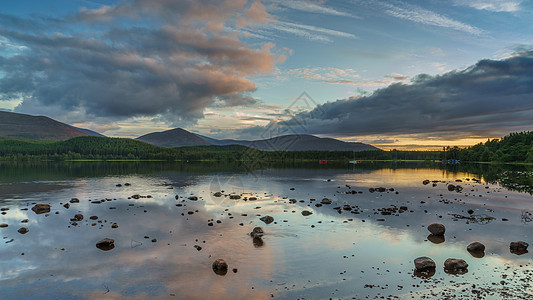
[1,161,533,299]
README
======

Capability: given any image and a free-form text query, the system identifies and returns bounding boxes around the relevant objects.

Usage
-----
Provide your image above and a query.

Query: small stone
[70,198,80,203]
[89,216,98,220]
[510,241,529,255]
[260,216,274,224]
[18,227,29,234]
[96,238,115,251]
[194,245,202,251]
[111,223,119,228]
[152,238,157,243]
[63,203,70,209]
[321,198,332,205]
[31,204,51,214]
[444,258,468,273]
[414,257,436,271]
[188,196,198,201]
[0,223,7,228]
[467,242,485,253]
[212,259,228,276]
[71,214,83,222]
[427,223,445,236]
[301,210,313,216]
[250,227,264,238]
[213,192,222,197]
[229,194,241,199]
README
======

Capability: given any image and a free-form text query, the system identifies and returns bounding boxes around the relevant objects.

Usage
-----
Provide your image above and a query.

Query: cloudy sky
[1,0,533,149]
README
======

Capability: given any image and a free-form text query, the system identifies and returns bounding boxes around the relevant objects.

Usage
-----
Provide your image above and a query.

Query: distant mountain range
[0,111,379,151]
[137,128,379,151]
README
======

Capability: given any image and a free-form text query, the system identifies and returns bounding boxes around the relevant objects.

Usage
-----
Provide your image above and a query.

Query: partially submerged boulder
[260,216,274,224]
[427,223,446,236]
[510,241,529,255]
[31,204,51,214]
[71,214,83,222]
[414,256,436,272]
[250,227,264,238]
[96,238,115,251]
[212,259,228,276]
[321,198,332,205]
[18,227,29,234]
[467,242,486,258]
[301,210,313,216]
[444,258,468,274]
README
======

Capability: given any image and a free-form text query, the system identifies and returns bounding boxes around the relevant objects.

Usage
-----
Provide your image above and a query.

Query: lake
[1,161,533,299]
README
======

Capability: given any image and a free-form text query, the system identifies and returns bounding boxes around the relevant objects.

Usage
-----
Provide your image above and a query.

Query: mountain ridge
[0,111,89,141]
[142,128,380,151]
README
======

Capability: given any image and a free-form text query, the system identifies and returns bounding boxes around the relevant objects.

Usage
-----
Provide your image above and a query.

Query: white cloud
[382,1,484,35]
[270,0,357,18]
[453,0,522,12]
[265,20,357,42]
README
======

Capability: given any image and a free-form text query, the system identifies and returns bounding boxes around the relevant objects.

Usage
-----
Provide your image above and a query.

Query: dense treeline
[0,136,442,162]
[2,132,532,163]
[451,131,533,163]
[0,137,258,161]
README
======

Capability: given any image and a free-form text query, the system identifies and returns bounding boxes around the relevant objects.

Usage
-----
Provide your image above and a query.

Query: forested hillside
[453,132,533,162]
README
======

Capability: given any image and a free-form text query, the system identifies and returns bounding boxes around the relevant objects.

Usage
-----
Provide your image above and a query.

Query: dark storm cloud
[0,0,276,125]
[274,51,533,139]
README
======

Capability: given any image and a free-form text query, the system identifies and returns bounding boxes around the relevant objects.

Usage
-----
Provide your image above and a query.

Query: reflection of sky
[0,164,533,298]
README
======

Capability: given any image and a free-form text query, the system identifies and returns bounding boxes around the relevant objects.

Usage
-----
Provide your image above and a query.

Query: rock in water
[18,227,29,234]
[212,259,228,276]
[414,257,436,271]
[31,204,51,214]
[96,238,115,251]
[321,198,332,205]
[467,242,485,253]
[301,210,313,216]
[427,223,446,236]
[444,258,468,274]
[71,214,83,221]
[510,241,529,255]
[447,184,456,191]
[260,216,274,224]
[250,227,264,238]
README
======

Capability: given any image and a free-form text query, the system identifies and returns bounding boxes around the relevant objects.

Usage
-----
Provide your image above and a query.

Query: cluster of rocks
[416,222,530,276]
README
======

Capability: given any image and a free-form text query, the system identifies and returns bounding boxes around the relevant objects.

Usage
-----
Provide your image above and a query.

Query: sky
[1,0,533,150]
